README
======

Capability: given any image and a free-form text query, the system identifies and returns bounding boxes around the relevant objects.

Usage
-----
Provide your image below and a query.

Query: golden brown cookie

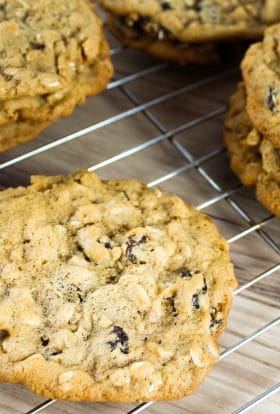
[0,171,237,402]
[98,0,280,63]
[0,42,113,152]
[256,172,280,218]
[0,0,113,153]
[0,119,49,153]
[224,82,263,187]
[108,15,220,65]
[0,55,112,152]
[0,36,112,126]
[224,84,280,217]
[242,24,280,149]
[98,0,280,42]
[0,0,105,99]
[256,140,280,217]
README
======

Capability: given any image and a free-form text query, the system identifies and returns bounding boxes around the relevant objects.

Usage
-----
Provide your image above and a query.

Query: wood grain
[0,21,279,414]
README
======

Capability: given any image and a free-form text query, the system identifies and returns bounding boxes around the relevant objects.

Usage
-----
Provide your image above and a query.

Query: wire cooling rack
[0,30,279,414]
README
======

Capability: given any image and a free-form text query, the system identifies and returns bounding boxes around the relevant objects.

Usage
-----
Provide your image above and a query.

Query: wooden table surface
[0,16,279,414]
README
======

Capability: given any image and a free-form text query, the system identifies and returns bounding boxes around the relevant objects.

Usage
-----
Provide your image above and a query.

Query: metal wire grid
[0,43,279,414]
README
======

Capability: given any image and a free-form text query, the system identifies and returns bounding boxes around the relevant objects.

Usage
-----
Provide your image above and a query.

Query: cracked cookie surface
[0,0,113,152]
[0,171,237,402]
[224,83,280,217]
[0,0,104,99]
[0,37,113,152]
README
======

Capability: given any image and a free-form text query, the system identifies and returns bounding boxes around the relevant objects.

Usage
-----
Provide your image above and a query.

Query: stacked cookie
[0,0,113,153]
[224,24,280,217]
[97,0,280,64]
[0,171,237,402]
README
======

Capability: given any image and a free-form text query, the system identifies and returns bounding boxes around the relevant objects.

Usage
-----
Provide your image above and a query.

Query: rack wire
[0,36,279,414]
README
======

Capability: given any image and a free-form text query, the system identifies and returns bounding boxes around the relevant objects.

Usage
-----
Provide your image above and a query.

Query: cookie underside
[108,16,220,65]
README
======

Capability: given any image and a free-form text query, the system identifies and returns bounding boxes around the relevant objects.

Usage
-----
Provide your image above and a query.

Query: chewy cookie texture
[0,171,237,402]
[97,0,280,64]
[0,0,113,153]
[224,23,280,218]
[224,83,280,218]
[242,23,280,150]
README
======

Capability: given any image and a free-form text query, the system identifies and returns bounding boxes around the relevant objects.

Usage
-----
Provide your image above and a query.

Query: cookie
[256,171,280,218]
[0,171,237,402]
[242,24,280,149]
[0,37,112,130]
[256,141,280,217]
[98,0,280,63]
[224,82,263,187]
[99,0,280,42]
[0,0,113,152]
[0,40,112,152]
[0,119,49,153]
[108,14,220,65]
[224,84,280,217]
[0,0,105,99]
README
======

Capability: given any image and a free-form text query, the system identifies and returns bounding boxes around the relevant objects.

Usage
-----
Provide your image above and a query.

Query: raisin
[177,268,201,279]
[77,244,90,262]
[210,307,223,333]
[0,330,9,345]
[123,191,130,201]
[210,307,218,315]
[210,319,223,333]
[168,296,178,317]
[40,336,49,347]
[267,85,277,111]
[191,276,208,309]
[161,1,172,10]
[125,235,147,264]
[104,242,112,249]
[202,278,208,294]
[126,237,137,263]
[127,252,137,264]
[30,42,45,50]
[113,326,128,342]
[192,294,200,310]
[177,268,192,279]
[126,15,171,41]
[107,341,116,351]
[49,350,62,356]
[107,326,129,354]
[106,275,119,284]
